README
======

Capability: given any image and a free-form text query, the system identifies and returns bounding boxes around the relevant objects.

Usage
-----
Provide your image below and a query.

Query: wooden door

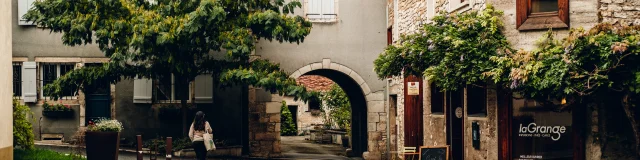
[447,90,464,160]
[404,75,423,149]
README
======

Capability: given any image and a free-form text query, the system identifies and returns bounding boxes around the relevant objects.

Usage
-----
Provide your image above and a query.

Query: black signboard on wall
[511,99,573,160]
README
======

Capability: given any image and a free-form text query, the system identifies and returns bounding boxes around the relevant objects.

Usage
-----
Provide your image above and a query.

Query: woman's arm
[188,123,195,141]
[206,121,213,133]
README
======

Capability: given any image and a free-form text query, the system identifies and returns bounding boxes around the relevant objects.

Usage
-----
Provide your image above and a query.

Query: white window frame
[305,0,338,23]
[154,74,193,103]
[426,0,436,22]
[40,63,78,99]
[448,0,470,13]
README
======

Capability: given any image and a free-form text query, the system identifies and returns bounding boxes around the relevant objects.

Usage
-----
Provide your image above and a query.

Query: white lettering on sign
[518,123,566,141]
[407,82,419,95]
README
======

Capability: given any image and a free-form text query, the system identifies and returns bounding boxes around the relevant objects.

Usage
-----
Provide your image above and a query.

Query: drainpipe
[385,79,391,160]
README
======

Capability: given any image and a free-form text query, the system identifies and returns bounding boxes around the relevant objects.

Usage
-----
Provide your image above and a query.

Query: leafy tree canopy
[25,0,319,101]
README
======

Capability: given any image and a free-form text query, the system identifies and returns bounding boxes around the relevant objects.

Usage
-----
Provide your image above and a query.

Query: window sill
[517,16,569,31]
[467,113,487,118]
[307,19,338,23]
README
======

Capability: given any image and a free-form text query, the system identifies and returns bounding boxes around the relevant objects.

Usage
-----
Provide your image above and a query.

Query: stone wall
[363,91,388,160]
[248,87,282,158]
[599,0,640,26]
[283,97,325,135]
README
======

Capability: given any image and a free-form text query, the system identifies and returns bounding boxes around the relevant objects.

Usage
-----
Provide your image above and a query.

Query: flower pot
[342,136,349,148]
[42,110,74,118]
[85,131,120,160]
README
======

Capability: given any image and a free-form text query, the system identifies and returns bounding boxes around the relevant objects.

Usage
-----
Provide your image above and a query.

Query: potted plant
[85,118,123,160]
[42,102,74,118]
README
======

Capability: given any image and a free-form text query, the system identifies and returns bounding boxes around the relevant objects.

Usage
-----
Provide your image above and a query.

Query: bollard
[137,135,143,160]
[166,137,172,160]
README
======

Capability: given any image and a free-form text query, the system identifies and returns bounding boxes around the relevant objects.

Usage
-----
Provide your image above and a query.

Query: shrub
[87,119,123,132]
[13,99,34,150]
[280,101,297,136]
[42,102,72,112]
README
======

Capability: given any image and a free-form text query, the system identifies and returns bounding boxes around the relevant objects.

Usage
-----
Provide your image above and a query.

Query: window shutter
[307,0,322,19]
[22,62,37,102]
[322,0,335,19]
[18,0,35,25]
[133,77,152,103]
[194,74,213,103]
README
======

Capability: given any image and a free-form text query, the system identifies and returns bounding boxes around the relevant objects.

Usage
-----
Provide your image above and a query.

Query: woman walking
[189,111,213,160]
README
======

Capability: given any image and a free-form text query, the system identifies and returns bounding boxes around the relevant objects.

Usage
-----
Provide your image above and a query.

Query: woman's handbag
[203,129,216,151]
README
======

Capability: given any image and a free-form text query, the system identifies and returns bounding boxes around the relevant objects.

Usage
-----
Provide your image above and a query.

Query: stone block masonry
[248,87,282,158]
[599,0,640,26]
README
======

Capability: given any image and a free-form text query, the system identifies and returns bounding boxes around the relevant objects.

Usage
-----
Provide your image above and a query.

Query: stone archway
[248,59,386,159]
[289,59,371,157]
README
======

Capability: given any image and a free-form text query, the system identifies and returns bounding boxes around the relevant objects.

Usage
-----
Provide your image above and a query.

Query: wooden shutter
[194,74,213,103]
[321,0,335,19]
[307,0,322,19]
[18,0,36,25]
[22,62,37,102]
[133,77,152,103]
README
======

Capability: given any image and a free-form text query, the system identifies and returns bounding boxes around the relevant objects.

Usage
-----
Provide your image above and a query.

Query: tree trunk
[621,94,640,158]
[180,78,189,136]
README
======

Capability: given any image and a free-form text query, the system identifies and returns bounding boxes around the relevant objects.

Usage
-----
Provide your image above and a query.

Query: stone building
[387,0,639,159]
[284,75,334,135]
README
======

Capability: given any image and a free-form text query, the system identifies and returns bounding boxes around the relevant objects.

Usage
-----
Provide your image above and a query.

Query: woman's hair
[193,111,206,131]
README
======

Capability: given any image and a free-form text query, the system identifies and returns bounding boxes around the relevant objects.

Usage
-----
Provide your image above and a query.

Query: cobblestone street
[280,136,354,160]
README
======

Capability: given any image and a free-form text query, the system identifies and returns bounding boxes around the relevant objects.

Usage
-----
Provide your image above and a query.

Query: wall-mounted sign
[407,82,419,95]
[512,99,573,160]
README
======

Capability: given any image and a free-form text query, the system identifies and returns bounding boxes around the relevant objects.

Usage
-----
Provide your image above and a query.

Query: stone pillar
[363,91,387,160]
[0,0,13,157]
[248,87,282,158]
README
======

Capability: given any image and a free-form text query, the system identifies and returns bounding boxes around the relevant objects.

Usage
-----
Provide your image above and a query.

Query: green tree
[24,0,319,135]
[374,5,640,157]
[322,84,351,133]
[13,99,34,150]
[280,101,297,136]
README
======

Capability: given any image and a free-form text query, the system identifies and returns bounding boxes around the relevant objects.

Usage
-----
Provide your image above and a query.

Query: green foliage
[14,148,86,160]
[280,101,297,136]
[13,99,34,150]
[143,137,192,154]
[321,84,351,133]
[374,5,511,91]
[25,0,317,102]
[42,102,73,112]
[87,119,123,132]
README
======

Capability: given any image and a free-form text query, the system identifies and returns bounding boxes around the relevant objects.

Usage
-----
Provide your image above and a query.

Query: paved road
[280,136,356,160]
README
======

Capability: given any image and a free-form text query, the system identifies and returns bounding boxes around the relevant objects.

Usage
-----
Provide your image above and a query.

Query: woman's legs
[193,141,206,160]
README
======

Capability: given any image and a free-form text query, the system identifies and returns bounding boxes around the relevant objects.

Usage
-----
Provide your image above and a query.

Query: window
[308,97,321,111]
[467,82,487,117]
[431,84,444,114]
[516,0,569,30]
[305,0,337,22]
[13,62,22,98]
[387,27,393,45]
[41,63,76,98]
[448,0,469,12]
[153,73,191,103]
[18,0,37,25]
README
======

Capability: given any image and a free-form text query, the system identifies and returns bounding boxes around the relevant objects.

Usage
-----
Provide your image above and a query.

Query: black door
[288,105,298,129]
[447,90,464,160]
[84,64,111,124]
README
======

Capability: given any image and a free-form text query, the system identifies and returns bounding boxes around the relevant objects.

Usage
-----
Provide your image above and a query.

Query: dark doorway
[288,105,298,129]
[84,63,111,124]
[447,90,464,160]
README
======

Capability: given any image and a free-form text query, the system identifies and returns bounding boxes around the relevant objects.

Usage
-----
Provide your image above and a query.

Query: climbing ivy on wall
[280,101,297,136]
[374,4,640,157]
[322,84,351,134]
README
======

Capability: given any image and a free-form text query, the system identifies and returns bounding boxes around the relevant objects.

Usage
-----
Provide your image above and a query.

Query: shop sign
[407,82,419,95]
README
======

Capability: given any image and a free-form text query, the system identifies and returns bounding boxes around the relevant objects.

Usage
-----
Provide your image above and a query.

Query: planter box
[42,110,74,118]
[85,132,120,160]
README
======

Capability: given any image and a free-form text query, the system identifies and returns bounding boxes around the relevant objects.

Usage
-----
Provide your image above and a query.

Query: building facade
[1,0,14,158]
[387,0,639,159]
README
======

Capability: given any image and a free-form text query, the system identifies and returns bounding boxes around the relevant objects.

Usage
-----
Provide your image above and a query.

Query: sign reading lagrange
[512,101,573,160]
